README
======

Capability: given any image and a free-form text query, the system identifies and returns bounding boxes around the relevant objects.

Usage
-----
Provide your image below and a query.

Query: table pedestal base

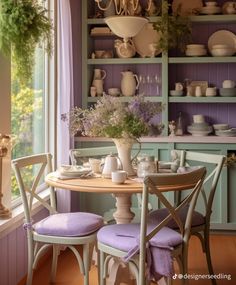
[113,194,135,224]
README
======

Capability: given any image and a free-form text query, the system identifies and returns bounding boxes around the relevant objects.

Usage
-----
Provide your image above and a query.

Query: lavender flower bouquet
[62,95,164,139]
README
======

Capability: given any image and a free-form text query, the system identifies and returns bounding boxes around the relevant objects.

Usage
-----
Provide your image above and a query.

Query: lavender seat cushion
[98,223,182,281]
[97,223,182,252]
[148,206,205,229]
[34,212,104,237]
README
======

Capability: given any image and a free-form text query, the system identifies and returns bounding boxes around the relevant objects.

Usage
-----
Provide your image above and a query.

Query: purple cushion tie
[97,223,182,281]
[34,212,104,237]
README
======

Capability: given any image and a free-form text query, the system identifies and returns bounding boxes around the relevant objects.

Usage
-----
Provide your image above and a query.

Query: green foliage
[0,0,53,85]
[154,0,192,53]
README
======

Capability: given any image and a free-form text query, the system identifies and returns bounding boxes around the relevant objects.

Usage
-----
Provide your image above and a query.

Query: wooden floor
[31,235,236,285]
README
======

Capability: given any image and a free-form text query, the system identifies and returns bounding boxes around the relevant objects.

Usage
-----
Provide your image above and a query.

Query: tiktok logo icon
[172,274,177,279]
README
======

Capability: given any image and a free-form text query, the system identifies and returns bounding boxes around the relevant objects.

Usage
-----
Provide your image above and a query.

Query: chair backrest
[139,167,206,283]
[12,153,56,224]
[175,150,226,222]
[69,146,117,166]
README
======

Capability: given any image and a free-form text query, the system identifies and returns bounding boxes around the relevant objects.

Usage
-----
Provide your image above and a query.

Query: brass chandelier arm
[95,0,152,16]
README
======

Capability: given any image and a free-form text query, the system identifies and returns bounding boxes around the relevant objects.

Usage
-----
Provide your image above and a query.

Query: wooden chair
[12,153,104,285]
[149,150,225,284]
[97,167,206,285]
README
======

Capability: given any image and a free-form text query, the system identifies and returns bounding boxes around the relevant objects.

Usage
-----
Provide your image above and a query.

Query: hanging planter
[0,0,53,86]
[153,0,192,53]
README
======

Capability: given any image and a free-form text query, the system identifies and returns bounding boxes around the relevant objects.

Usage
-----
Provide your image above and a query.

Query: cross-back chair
[12,153,104,285]
[149,150,225,284]
[97,167,206,285]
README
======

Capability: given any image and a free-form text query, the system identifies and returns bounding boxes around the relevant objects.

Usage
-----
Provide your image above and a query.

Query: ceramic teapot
[121,71,139,96]
[102,154,121,179]
[114,39,136,59]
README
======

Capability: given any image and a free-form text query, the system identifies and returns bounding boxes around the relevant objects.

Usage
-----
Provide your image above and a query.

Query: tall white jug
[121,71,139,96]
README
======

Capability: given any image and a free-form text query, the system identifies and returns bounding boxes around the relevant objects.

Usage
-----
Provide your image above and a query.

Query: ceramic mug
[111,170,127,184]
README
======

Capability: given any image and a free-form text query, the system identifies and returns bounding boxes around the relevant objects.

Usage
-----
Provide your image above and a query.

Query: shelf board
[190,15,236,23]
[87,96,163,103]
[169,96,236,103]
[88,58,163,65]
[87,18,106,25]
[87,15,236,25]
[169,56,236,63]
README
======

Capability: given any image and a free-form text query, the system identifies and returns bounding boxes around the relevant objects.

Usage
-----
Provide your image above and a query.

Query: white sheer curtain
[57,0,74,212]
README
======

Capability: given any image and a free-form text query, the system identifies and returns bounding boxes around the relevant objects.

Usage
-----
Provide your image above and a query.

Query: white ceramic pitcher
[121,71,139,96]
[93,69,106,80]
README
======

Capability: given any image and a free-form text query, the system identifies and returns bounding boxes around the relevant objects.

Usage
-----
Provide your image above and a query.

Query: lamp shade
[105,16,148,39]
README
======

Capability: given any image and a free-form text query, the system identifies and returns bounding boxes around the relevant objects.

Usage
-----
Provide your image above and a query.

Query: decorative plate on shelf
[132,23,161,58]
[172,0,203,16]
[208,30,236,52]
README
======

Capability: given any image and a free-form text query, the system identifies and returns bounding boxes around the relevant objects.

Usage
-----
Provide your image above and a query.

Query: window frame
[9,0,57,209]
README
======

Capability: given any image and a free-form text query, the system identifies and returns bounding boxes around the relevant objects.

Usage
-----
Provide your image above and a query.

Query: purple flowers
[62,95,164,138]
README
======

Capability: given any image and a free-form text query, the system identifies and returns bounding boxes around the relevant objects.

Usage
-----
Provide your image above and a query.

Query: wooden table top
[45,172,196,194]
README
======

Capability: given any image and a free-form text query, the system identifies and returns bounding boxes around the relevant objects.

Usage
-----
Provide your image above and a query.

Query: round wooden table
[45,173,143,224]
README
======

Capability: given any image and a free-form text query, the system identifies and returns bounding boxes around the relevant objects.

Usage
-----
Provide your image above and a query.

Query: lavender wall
[0,209,48,285]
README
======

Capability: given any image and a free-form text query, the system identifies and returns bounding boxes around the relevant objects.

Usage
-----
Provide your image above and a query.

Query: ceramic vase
[112,138,140,176]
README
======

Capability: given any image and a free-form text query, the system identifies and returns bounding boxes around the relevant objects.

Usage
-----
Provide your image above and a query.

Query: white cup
[222,80,235,88]
[193,114,205,123]
[195,86,202,97]
[111,170,127,184]
[89,158,101,173]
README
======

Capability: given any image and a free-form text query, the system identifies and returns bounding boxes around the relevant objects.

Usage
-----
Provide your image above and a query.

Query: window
[10,0,56,205]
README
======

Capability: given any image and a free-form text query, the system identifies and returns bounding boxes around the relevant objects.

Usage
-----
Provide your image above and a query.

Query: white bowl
[193,114,205,123]
[108,88,120,96]
[170,90,183,96]
[186,44,205,49]
[213,124,229,130]
[210,47,235,57]
[186,49,207,57]
[205,1,217,7]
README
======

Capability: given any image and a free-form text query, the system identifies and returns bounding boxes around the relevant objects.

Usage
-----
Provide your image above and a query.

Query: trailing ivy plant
[0,0,53,86]
[153,0,192,53]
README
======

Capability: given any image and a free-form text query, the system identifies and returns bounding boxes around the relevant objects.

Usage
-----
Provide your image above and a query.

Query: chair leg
[99,250,106,285]
[51,245,59,282]
[83,243,90,285]
[204,230,217,285]
[26,236,34,285]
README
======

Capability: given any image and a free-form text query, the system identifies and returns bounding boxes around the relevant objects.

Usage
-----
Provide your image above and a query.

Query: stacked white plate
[215,128,236,137]
[213,124,236,136]
[185,44,207,57]
[187,122,213,136]
[58,165,92,178]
